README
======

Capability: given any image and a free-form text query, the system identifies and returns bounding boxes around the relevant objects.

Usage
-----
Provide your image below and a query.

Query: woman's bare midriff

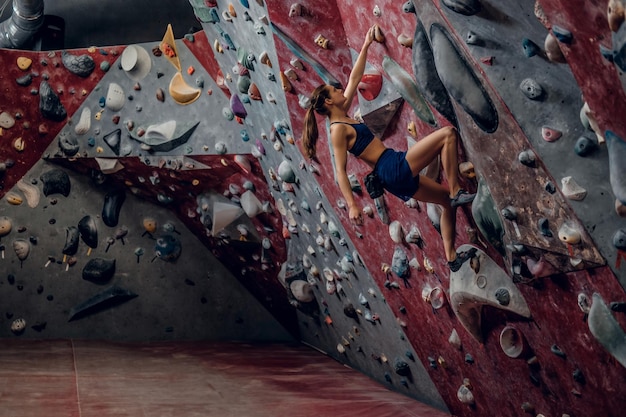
[357,137,388,169]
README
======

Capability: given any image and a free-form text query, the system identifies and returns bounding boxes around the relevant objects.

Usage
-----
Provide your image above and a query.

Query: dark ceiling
[0,0,200,49]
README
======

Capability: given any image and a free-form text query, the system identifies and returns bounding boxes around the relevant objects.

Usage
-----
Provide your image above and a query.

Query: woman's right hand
[363,25,375,49]
[349,205,363,225]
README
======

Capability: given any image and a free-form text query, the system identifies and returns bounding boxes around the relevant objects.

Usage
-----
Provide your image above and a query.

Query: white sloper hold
[278,160,296,183]
[240,190,264,218]
[450,244,531,343]
[588,293,626,368]
[105,83,125,111]
[561,176,587,201]
[290,280,315,302]
[211,201,244,235]
[74,107,91,135]
[389,220,404,243]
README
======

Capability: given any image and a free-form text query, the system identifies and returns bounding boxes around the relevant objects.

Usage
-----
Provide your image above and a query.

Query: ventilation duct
[0,0,44,49]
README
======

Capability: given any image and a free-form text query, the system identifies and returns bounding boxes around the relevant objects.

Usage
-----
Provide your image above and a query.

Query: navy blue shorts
[374,149,420,201]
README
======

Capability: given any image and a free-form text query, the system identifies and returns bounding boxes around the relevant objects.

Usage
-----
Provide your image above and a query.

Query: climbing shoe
[448,247,478,272]
[450,189,476,208]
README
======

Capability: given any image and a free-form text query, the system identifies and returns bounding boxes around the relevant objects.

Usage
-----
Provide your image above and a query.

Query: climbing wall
[1,0,626,416]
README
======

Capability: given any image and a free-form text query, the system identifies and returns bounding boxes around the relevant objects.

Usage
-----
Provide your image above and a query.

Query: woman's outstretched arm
[341,25,375,112]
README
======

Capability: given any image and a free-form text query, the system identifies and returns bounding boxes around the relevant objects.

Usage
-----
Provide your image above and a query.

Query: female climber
[301,25,475,272]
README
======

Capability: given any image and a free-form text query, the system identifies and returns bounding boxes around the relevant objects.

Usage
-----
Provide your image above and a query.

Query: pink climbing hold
[541,126,562,142]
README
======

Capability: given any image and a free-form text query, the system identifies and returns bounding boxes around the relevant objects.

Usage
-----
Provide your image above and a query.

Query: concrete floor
[0,339,452,417]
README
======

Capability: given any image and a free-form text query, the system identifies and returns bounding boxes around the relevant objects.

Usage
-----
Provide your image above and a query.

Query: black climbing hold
[394,358,412,376]
[82,258,116,284]
[610,301,626,313]
[40,169,71,197]
[573,368,586,384]
[39,81,67,121]
[78,215,98,249]
[465,353,475,364]
[343,303,358,319]
[62,51,95,77]
[16,73,33,86]
[68,285,138,321]
[538,218,553,237]
[31,322,47,332]
[58,133,80,156]
[545,182,556,194]
[103,129,122,155]
[102,188,126,227]
[7,274,15,285]
[495,288,511,306]
[550,344,566,359]
[402,0,415,14]
[63,226,80,256]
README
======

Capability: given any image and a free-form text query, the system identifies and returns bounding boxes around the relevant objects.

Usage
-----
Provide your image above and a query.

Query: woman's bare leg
[405,126,463,197]
[412,175,457,261]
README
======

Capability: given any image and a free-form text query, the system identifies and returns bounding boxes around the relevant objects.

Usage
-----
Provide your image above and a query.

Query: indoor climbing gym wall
[1,0,626,416]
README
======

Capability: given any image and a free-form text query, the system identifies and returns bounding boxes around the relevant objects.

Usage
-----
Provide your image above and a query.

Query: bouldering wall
[1,0,626,416]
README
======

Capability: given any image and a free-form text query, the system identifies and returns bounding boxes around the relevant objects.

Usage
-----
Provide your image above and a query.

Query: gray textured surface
[0,159,293,342]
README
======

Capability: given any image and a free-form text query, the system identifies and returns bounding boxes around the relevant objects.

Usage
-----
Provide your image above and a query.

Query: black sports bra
[330,122,375,157]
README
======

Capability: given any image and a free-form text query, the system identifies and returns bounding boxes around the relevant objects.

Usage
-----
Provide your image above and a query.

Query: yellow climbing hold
[17,57,32,71]
[13,137,25,152]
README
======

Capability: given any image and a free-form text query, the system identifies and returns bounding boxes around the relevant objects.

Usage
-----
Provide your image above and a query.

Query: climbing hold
[40,169,71,197]
[13,239,31,261]
[499,326,526,358]
[17,56,32,71]
[402,0,416,13]
[429,23,497,132]
[289,3,302,17]
[521,38,540,57]
[397,33,413,48]
[68,285,138,321]
[169,72,202,105]
[552,25,573,44]
[542,126,562,142]
[457,385,475,405]
[606,131,626,204]
[314,34,329,49]
[121,45,152,81]
[519,78,544,100]
[538,218,553,237]
[15,180,39,209]
[411,19,457,130]
[588,292,626,368]
[465,31,481,45]
[358,72,383,101]
[280,71,292,92]
[102,188,126,227]
[449,329,462,350]
[472,177,505,255]
[391,247,410,278]
[382,55,435,126]
[442,0,481,15]
[82,258,116,284]
[518,149,536,167]
[608,0,625,32]
[78,215,98,250]
[558,223,581,244]
[74,107,91,135]
[156,88,165,102]
[389,221,404,243]
[39,81,67,121]
[575,135,598,156]
[550,344,567,359]
[613,229,626,250]
[0,217,12,237]
[11,318,26,335]
[450,244,530,342]
[155,235,182,262]
[561,176,587,200]
[62,52,95,77]
[544,33,566,63]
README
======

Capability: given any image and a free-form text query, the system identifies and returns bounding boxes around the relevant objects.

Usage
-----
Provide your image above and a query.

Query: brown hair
[302,84,330,159]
